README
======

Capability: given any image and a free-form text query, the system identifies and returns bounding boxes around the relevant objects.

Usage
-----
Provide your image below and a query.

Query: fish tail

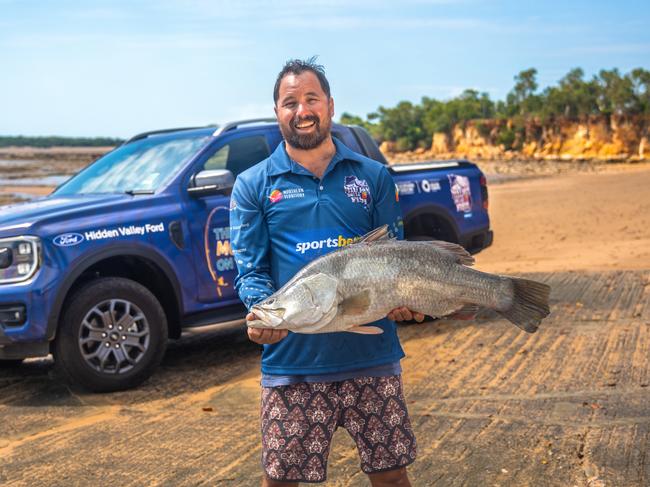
[497,277,550,333]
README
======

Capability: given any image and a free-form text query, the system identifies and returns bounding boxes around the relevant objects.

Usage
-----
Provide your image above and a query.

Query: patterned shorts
[261,375,417,483]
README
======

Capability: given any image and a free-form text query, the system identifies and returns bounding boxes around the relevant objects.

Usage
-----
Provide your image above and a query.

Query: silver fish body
[249,228,550,335]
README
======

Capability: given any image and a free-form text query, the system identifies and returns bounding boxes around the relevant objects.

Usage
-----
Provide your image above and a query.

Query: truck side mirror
[188,169,235,197]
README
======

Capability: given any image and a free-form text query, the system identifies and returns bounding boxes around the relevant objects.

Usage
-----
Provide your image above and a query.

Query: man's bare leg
[368,467,411,487]
[262,474,299,487]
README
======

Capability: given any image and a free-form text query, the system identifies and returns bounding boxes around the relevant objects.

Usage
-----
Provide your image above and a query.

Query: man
[230,58,424,486]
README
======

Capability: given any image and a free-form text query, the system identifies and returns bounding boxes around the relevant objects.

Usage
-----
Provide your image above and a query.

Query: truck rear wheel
[54,277,168,392]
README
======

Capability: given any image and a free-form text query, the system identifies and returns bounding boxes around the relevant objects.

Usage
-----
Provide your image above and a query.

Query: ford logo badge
[53,233,85,247]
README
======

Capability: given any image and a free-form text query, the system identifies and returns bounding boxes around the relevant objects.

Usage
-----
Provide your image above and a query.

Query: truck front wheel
[54,277,168,392]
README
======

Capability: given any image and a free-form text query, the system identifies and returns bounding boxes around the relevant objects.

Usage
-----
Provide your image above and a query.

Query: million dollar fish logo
[269,189,283,203]
[203,206,231,297]
[343,175,371,207]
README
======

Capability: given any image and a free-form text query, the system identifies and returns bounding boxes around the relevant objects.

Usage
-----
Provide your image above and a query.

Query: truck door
[183,130,271,304]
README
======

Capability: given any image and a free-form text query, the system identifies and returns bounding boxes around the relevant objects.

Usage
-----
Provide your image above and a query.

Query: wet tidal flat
[1,270,649,486]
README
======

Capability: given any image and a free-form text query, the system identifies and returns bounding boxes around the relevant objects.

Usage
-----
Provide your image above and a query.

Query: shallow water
[0,158,42,167]
[0,175,69,186]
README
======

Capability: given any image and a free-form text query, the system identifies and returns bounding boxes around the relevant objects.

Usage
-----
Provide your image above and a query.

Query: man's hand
[387,307,425,323]
[246,312,288,344]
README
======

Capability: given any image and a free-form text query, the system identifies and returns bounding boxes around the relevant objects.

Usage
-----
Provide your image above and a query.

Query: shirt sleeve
[229,174,275,310]
[372,165,404,240]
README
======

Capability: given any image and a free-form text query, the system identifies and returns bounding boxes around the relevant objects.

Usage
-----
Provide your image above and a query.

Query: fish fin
[296,305,339,334]
[448,304,480,320]
[297,322,330,333]
[358,225,394,243]
[417,240,475,266]
[335,226,395,254]
[340,289,372,315]
[498,277,551,333]
[347,325,384,335]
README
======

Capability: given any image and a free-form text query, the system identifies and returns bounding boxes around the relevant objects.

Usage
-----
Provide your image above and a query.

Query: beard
[280,112,332,150]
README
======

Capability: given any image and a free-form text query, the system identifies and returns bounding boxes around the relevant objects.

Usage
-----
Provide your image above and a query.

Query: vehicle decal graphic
[396,181,416,196]
[82,223,165,242]
[420,179,441,193]
[203,206,233,297]
[53,233,85,247]
[447,174,472,213]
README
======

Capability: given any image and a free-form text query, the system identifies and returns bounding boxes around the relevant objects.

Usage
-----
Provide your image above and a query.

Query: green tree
[508,68,539,116]
[331,66,647,152]
[372,101,427,150]
[596,68,636,116]
[630,68,650,114]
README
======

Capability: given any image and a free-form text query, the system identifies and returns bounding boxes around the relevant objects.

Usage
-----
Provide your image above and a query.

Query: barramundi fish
[248,226,550,334]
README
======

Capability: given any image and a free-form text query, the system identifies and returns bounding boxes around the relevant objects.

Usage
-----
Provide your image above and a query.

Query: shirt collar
[267,137,364,176]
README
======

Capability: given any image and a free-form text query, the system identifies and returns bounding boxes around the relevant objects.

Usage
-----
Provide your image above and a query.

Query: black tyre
[54,277,168,392]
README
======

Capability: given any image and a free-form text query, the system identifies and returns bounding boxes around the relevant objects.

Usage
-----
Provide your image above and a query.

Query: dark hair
[273,56,331,104]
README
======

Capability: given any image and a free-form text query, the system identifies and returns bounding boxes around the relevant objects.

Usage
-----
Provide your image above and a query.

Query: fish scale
[249,226,551,334]
[317,242,509,327]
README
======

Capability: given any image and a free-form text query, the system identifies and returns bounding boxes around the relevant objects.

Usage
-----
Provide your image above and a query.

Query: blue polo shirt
[229,138,405,376]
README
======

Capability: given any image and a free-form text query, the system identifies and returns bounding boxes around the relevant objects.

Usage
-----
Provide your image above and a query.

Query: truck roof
[125,118,281,144]
[124,118,357,145]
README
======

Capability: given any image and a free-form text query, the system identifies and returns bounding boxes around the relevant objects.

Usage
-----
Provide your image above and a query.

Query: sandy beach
[1,160,650,486]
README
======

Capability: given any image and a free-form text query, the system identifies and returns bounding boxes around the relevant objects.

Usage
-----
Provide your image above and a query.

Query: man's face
[274,71,334,150]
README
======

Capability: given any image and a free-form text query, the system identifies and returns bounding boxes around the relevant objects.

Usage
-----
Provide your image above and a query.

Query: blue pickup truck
[0,119,492,391]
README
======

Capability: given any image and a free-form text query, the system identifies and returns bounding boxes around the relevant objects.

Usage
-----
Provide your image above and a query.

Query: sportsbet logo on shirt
[295,234,362,254]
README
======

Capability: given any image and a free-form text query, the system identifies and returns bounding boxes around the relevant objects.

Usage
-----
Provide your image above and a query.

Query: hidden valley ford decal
[53,223,165,247]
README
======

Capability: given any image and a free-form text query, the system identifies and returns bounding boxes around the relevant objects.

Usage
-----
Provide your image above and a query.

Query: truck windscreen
[54,133,210,195]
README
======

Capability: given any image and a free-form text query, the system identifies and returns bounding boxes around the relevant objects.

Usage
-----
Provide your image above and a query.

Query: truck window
[349,127,389,164]
[203,135,270,176]
[332,130,360,152]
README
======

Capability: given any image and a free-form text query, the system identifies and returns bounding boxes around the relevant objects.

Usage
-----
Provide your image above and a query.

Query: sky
[1,0,649,137]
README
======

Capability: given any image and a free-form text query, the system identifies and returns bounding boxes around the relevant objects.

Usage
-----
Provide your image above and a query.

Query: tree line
[340,67,650,151]
[0,136,123,148]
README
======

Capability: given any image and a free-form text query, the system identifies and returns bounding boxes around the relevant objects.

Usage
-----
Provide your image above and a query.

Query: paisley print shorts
[260,375,417,483]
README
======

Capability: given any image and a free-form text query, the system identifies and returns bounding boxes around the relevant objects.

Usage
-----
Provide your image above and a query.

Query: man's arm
[372,166,425,323]
[230,175,288,344]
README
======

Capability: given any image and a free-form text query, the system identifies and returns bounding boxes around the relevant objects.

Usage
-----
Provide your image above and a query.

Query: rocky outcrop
[383,116,649,163]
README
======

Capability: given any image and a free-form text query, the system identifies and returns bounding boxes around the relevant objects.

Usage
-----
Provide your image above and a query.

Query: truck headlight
[0,236,40,284]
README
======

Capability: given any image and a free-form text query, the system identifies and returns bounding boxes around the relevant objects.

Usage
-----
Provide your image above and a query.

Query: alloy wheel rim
[78,299,150,375]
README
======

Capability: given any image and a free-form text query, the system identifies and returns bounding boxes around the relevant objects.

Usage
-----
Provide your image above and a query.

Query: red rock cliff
[382,116,649,162]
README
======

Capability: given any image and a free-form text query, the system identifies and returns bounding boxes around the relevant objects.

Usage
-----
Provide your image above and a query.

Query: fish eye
[266,298,275,305]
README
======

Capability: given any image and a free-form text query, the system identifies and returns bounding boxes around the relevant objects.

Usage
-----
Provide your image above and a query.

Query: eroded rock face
[384,116,650,162]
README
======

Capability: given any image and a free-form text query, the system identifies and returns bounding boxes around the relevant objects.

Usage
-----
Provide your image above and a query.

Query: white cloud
[267,15,486,30]
[403,83,498,99]
[155,0,481,26]
[0,33,249,50]
[568,43,650,54]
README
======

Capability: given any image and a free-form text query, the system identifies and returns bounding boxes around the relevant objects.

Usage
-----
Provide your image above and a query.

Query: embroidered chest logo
[269,189,283,203]
[268,187,305,204]
[343,176,371,207]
